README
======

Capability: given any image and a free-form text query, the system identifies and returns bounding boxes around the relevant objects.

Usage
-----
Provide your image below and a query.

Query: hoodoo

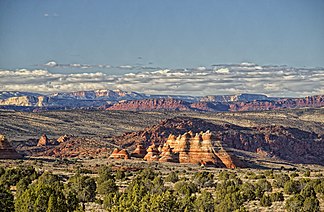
[131,143,147,158]
[109,148,130,160]
[143,143,160,161]
[0,134,23,159]
[166,131,225,166]
[159,143,176,162]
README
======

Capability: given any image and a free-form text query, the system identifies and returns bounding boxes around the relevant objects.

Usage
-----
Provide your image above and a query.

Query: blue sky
[1,0,324,72]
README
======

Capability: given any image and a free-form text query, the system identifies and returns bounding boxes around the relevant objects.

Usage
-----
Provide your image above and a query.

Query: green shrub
[285,194,304,212]
[0,185,14,212]
[260,194,272,207]
[115,170,125,180]
[304,170,311,177]
[192,171,215,188]
[174,181,198,196]
[273,173,290,188]
[284,180,301,195]
[302,197,320,212]
[301,184,316,198]
[165,171,179,183]
[270,192,284,202]
[97,179,118,195]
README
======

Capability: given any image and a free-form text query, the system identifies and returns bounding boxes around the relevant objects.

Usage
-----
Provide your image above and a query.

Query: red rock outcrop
[104,95,324,112]
[143,143,160,161]
[164,131,226,166]
[228,95,324,111]
[131,143,147,158]
[106,98,191,111]
[114,117,324,165]
[37,134,50,146]
[57,135,72,143]
[0,134,23,159]
[109,148,130,160]
[42,137,110,158]
[159,143,176,162]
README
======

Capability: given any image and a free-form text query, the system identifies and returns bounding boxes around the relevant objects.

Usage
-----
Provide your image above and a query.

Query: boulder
[37,134,50,146]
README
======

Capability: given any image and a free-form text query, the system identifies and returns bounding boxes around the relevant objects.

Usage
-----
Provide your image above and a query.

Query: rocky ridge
[113,117,324,165]
[1,90,322,112]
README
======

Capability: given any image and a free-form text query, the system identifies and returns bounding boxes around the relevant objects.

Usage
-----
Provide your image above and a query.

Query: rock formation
[37,134,50,146]
[106,98,192,111]
[57,135,71,143]
[0,134,23,159]
[131,143,147,158]
[109,148,130,160]
[114,116,324,165]
[143,143,160,161]
[164,131,225,166]
[159,143,176,162]
[43,137,110,158]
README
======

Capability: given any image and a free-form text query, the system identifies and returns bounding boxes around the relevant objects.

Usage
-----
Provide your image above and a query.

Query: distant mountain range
[0,90,323,112]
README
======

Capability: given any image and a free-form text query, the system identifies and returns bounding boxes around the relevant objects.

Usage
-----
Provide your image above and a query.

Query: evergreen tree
[0,185,14,212]
[97,179,118,195]
[194,191,214,212]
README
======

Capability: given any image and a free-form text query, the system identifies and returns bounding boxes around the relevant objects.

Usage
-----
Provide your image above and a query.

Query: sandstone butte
[141,130,244,168]
[0,134,23,159]
[109,148,130,160]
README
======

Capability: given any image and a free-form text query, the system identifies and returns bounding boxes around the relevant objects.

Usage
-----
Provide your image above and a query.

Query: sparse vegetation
[0,160,323,211]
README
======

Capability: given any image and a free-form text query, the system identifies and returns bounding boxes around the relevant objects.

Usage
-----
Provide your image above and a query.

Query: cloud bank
[0,64,323,97]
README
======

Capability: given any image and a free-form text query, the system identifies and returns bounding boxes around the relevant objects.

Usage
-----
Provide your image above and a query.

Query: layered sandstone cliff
[164,131,225,166]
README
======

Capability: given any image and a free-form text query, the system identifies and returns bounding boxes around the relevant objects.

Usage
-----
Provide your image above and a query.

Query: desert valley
[1,93,324,211]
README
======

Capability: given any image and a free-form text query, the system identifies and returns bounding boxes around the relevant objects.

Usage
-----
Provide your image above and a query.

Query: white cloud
[45,61,57,67]
[214,68,230,74]
[0,65,323,97]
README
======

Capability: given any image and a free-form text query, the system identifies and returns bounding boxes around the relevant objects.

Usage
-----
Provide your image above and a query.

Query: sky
[0,0,323,96]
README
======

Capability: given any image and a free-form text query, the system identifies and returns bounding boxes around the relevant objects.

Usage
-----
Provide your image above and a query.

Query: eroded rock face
[109,148,130,160]
[159,143,176,163]
[131,144,147,158]
[164,131,226,167]
[143,143,160,161]
[228,95,324,111]
[104,95,324,112]
[57,135,71,143]
[42,137,110,158]
[114,117,324,165]
[106,98,191,111]
[37,134,50,146]
[0,134,23,159]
